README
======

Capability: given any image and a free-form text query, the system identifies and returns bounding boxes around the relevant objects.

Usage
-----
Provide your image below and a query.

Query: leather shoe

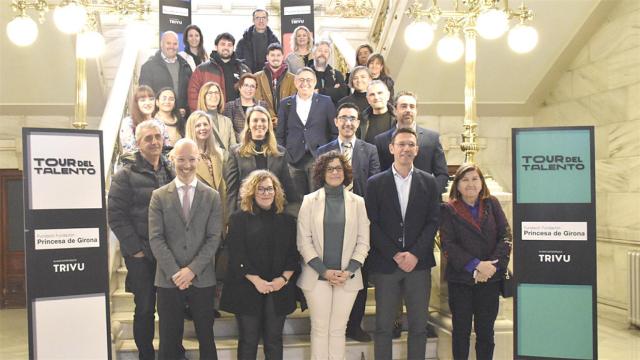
[393,321,402,339]
[346,327,372,342]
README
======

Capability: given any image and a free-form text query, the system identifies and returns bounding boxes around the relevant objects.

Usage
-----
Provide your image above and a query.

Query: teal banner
[512,127,597,360]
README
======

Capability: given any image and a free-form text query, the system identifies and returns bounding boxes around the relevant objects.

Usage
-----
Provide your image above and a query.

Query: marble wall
[532,0,640,308]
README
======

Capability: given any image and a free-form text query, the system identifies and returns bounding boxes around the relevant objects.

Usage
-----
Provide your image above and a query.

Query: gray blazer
[149,180,223,288]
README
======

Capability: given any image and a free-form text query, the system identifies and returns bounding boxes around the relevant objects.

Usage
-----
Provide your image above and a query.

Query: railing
[328,32,355,75]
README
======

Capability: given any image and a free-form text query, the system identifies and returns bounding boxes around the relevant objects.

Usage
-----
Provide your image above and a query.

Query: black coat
[439,196,512,285]
[107,152,174,259]
[220,209,299,316]
[365,168,441,274]
[235,25,280,73]
[139,50,192,111]
[359,104,396,144]
[374,125,449,193]
[311,64,350,105]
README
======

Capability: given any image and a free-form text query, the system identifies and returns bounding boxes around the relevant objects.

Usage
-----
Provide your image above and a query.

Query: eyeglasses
[296,78,315,84]
[254,16,267,21]
[394,142,417,148]
[242,84,257,89]
[257,186,275,195]
[326,166,344,173]
[337,115,358,123]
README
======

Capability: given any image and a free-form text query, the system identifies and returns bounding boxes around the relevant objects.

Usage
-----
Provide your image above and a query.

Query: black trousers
[288,152,316,197]
[448,281,500,360]
[347,264,369,331]
[123,256,157,360]
[235,295,286,360]
[157,285,218,360]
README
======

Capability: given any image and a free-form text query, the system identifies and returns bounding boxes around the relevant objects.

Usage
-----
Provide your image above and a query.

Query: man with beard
[236,9,280,73]
[140,31,192,117]
[374,91,449,192]
[310,40,349,106]
[276,67,337,197]
[360,80,396,144]
[255,43,296,128]
[188,32,251,111]
[316,102,380,342]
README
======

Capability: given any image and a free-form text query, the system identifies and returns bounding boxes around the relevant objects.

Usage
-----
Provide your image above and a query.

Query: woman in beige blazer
[196,81,237,151]
[297,151,370,360]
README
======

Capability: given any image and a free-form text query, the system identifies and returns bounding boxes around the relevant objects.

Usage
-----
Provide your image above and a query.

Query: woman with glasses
[296,151,370,360]
[154,87,184,147]
[196,81,237,151]
[223,73,267,140]
[120,84,171,153]
[285,25,314,75]
[220,169,299,360]
[440,163,512,360]
[225,105,299,217]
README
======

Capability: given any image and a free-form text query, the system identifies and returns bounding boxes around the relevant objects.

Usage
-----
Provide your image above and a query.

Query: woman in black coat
[220,169,299,360]
[440,163,512,360]
[224,105,299,216]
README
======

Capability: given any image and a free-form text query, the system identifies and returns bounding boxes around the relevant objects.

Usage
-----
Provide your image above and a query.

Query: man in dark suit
[316,102,380,342]
[366,127,440,360]
[149,139,223,360]
[374,91,449,193]
[276,67,337,196]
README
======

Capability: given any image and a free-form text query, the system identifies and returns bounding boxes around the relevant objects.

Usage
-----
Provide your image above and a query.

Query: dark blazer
[148,180,223,288]
[220,209,298,316]
[311,64,349,105]
[276,93,338,164]
[374,126,449,193]
[139,50,192,111]
[316,138,380,197]
[224,144,300,216]
[440,196,512,285]
[365,168,440,274]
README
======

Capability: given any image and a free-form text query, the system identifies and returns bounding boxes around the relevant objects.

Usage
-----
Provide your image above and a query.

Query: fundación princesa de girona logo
[520,154,586,171]
[32,157,97,175]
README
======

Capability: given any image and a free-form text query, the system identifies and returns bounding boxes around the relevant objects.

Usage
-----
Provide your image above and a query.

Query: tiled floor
[0,304,638,359]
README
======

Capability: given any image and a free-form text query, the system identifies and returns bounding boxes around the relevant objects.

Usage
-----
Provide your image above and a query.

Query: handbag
[500,269,514,298]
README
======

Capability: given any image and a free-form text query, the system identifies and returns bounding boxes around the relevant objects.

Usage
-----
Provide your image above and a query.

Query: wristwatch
[280,274,289,284]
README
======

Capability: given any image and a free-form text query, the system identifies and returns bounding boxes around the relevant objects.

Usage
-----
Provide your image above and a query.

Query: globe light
[54,2,87,34]
[404,21,434,51]
[508,24,539,53]
[6,15,38,47]
[437,34,464,63]
[77,31,106,58]
[476,8,509,40]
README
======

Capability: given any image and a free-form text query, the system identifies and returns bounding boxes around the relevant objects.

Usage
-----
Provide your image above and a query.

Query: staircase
[111,248,438,359]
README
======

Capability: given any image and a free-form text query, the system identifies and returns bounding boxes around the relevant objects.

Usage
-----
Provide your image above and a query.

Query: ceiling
[383,0,616,116]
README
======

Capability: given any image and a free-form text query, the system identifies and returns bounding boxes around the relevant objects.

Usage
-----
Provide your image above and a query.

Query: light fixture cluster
[404,0,538,63]
[6,0,150,58]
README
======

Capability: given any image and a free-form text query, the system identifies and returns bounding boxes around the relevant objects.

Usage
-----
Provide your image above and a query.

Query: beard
[314,56,327,68]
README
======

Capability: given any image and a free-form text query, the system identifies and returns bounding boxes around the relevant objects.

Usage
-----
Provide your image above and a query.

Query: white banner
[522,221,588,241]
[35,228,100,250]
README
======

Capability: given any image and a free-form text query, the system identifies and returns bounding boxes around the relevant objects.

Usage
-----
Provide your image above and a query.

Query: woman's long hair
[183,24,209,63]
[153,87,184,136]
[238,106,281,157]
[197,81,226,113]
[130,85,155,125]
[184,110,223,160]
[239,169,286,214]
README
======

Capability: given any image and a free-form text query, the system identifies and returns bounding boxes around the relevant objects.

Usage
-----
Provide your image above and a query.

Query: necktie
[343,142,354,192]
[182,185,191,220]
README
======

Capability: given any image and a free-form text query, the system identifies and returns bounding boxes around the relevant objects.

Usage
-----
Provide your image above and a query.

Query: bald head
[161,31,178,60]
[173,138,199,183]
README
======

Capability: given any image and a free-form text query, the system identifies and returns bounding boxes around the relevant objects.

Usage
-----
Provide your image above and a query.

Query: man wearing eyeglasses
[255,43,297,128]
[276,67,337,197]
[374,91,449,193]
[236,8,281,73]
[365,127,440,360]
[316,102,380,342]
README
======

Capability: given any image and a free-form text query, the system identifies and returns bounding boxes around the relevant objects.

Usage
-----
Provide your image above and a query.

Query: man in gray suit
[149,138,223,360]
[316,102,380,342]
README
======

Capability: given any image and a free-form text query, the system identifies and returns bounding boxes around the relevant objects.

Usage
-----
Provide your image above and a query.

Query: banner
[159,0,191,51]
[280,0,314,58]
[23,128,111,360]
[512,127,597,359]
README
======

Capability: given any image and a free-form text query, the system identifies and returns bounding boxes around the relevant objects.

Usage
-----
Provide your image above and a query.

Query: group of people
[109,7,512,360]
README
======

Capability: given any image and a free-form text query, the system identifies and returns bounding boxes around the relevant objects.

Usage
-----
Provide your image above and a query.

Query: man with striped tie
[316,102,380,341]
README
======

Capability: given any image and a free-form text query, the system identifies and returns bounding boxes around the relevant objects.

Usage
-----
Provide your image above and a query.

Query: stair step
[117,334,438,360]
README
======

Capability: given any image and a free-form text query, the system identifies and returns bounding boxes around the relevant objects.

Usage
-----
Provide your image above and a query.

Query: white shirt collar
[391,164,414,180]
[161,52,177,64]
[175,177,197,189]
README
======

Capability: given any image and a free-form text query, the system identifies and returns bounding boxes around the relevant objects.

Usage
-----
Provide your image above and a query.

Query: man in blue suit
[276,67,337,196]
[374,91,449,193]
[316,102,380,342]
